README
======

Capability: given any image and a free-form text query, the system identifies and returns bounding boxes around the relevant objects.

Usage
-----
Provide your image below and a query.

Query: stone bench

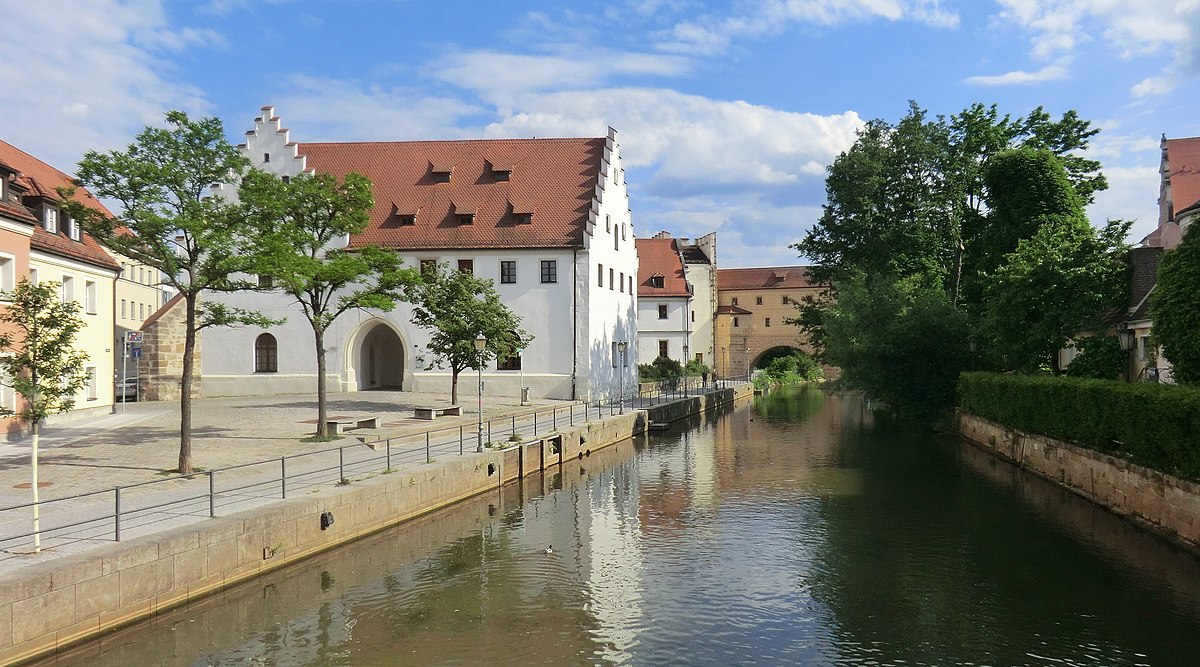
[413,405,461,420]
[325,416,380,434]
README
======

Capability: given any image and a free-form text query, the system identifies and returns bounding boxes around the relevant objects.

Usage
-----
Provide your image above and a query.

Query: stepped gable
[0,140,120,271]
[297,137,606,251]
[716,266,818,290]
[636,237,690,297]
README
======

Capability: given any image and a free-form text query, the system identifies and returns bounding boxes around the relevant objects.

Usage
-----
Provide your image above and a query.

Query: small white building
[196,107,638,401]
[635,237,692,364]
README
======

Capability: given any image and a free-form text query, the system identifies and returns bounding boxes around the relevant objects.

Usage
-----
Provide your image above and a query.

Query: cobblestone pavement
[0,389,580,569]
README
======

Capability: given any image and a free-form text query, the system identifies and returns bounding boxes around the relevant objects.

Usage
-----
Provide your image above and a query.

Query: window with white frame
[121,299,127,319]
[85,366,98,400]
[66,214,80,241]
[84,280,97,314]
[28,267,37,285]
[0,366,14,412]
[0,254,14,294]
[43,206,58,233]
[61,275,75,303]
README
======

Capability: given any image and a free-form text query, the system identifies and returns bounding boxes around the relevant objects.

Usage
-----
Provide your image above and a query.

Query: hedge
[958,372,1200,481]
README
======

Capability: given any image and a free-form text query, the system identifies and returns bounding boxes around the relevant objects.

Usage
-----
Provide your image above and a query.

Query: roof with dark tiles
[296,137,606,251]
[717,266,820,290]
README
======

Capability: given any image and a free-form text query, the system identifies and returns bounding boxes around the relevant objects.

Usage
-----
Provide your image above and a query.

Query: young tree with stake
[0,280,88,552]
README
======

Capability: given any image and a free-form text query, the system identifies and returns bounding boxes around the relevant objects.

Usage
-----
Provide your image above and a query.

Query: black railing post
[426,432,432,463]
[339,447,345,482]
[281,457,287,499]
[114,486,122,542]
[386,438,392,470]
[209,471,215,517]
[459,426,464,455]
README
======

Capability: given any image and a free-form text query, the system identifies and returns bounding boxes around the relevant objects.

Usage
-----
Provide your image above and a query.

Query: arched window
[255,333,278,373]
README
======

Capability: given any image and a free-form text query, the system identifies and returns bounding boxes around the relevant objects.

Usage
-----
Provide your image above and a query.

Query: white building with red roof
[199,107,638,401]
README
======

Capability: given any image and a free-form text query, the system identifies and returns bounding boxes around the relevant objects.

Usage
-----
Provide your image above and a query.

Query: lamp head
[474,333,487,351]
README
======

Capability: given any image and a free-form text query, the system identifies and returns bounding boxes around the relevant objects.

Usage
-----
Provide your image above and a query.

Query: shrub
[638,356,683,382]
[958,372,1200,481]
[683,359,712,377]
[1064,336,1125,380]
[755,352,824,388]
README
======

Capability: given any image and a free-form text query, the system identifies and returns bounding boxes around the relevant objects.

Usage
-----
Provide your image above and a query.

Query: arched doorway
[356,323,405,390]
[754,345,805,370]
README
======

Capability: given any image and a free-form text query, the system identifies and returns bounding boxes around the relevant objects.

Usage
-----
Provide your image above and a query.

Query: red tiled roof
[143,292,182,328]
[716,304,752,315]
[717,266,820,290]
[296,138,605,251]
[636,238,690,297]
[1166,137,1200,221]
[0,140,119,271]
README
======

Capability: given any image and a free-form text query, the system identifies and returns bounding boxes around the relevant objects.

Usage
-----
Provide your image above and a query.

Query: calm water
[41,388,1200,666]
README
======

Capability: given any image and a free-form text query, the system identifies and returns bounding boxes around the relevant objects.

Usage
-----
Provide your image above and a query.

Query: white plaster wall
[636,296,690,364]
[688,264,716,367]
[581,129,639,401]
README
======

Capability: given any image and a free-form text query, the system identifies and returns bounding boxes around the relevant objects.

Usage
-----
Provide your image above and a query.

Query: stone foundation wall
[959,412,1200,552]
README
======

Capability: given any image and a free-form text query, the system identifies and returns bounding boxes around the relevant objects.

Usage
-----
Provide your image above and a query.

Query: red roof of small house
[716,266,820,290]
[296,137,606,251]
[0,140,120,271]
[636,237,690,297]
[1165,137,1200,222]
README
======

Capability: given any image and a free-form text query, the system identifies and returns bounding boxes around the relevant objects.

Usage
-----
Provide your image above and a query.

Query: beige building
[713,266,827,379]
[115,255,164,385]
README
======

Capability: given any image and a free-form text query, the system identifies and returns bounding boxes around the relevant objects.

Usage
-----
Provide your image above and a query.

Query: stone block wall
[138,296,201,402]
[959,412,1200,552]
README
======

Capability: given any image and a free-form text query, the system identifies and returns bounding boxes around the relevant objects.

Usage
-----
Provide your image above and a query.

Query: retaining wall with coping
[0,384,752,665]
[959,412,1200,553]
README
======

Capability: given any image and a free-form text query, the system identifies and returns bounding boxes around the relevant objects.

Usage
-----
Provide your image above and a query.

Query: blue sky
[3,1,1198,267]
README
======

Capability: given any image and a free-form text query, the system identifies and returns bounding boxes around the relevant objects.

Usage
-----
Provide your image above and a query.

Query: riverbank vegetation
[959,372,1200,481]
[794,102,1130,420]
[752,351,824,390]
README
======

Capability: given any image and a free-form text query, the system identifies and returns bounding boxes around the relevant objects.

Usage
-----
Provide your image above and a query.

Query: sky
[2,0,1199,268]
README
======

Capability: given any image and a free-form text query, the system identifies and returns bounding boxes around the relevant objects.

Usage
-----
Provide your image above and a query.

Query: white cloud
[1087,165,1160,242]
[656,0,958,54]
[991,0,1200,97]
[964,61,1070,86]
[0,0,213,172]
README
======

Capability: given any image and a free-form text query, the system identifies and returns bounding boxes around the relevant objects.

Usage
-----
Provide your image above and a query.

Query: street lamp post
[616,340,627,414]
[475,333,487,452]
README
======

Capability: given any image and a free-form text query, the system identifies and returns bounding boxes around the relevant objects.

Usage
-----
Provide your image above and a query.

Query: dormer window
[397,214,416,226]
[514,213,532,225]
[493,170,510,182]
[432,171,451,183]
[457,214,474,226]
[65,213,81,241]
[43,206,58,233]
[650,274,664,288]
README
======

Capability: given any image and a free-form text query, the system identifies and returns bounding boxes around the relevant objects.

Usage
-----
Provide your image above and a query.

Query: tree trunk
[315,326,328,437]
[450,368,459,406]
[31,421,40,553]
[179,293,197,474]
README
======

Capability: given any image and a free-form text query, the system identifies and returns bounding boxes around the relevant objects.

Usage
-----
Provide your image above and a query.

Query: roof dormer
[430,159,455,184]
[42,204,58,233]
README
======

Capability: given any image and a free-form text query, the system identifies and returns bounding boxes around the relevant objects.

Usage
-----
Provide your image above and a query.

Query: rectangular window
[258,275,273,289]
[67,215,80,241]
[765,317,771,327]
[420,259,437,277]
[493,170,510,182]
[756,296,763,305]
[695,353,703,363]
[605,214,611,232]
[783,295,790,305]
[396,214,416,226]
[658,340,669,358]
[619,272,624,293]
[0,371,14,412]
[497,351,521,371]
[611,341,618,368]
[733,317,739,327]
[431,171,451,183]
[731,297,738,306]
[457,214,474,226]
[621,223,626,240]
[0,254,14,293]
[609,267,614,290]
[61,275,75,303]
[614,230,619,251]
[85,366,97,400]
[540,260,557,283]
[500,260,516,284]
[43,207,57,233]
[691,310,695,322]
[629,275,634,293]
[514,213,532,224]
[84,280,97,314]
[121,299,127,319]
[28,268,37,285]
[457,259,473,274]
[658,304,668,319]
[598,263,604,287]
[139,302,145,320]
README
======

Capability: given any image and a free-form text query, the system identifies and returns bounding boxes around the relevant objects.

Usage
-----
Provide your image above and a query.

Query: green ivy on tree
[1152,228,1200,384]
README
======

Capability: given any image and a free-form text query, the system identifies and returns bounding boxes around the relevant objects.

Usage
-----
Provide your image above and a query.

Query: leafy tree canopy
[0,280,88,426]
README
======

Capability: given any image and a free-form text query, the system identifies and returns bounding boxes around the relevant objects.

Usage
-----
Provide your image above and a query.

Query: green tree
[238,170,420,437]
[404,264,529,406]
[65,111,277,473]
[0,280,88,552]
[1063,336,1126,380]
[1151,228,1200,384]
[820,272,972,419]
[979,149,1130,372]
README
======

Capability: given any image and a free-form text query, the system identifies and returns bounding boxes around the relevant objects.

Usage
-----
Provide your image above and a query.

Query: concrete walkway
[0,389,588,569]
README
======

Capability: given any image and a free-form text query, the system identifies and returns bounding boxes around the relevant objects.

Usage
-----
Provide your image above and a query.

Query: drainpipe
[571,248,578,401]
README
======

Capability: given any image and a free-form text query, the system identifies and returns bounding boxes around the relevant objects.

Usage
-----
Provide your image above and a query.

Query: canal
[39,388,1200,665]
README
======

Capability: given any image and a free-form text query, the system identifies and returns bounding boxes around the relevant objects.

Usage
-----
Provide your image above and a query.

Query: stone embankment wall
[959,412,1200,553]
[0,384,753,665]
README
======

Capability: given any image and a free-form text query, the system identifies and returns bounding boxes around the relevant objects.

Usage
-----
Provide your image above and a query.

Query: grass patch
[302,433,344,443]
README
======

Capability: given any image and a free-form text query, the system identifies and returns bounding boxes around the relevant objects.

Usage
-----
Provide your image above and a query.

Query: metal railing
[0,377,745,559]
